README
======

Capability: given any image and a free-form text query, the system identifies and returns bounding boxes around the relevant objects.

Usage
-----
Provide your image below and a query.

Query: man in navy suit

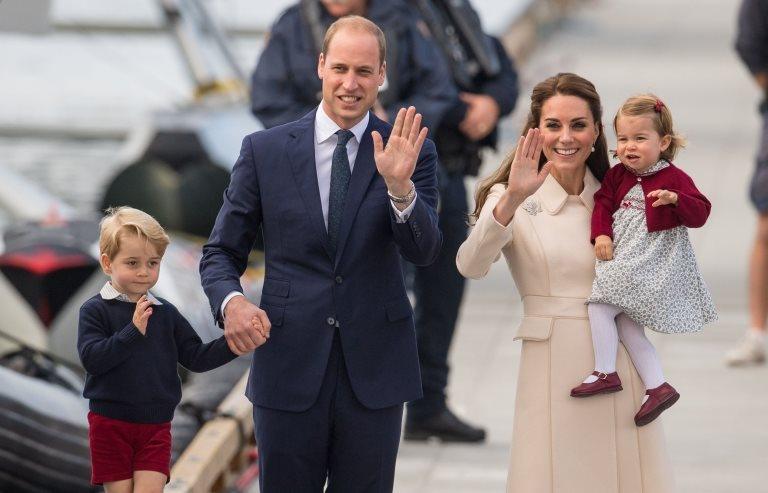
[200,15,441,492]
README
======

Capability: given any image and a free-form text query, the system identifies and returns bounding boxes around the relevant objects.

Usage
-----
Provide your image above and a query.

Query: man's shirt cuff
[221,291,244,320]
[390,192,418,223]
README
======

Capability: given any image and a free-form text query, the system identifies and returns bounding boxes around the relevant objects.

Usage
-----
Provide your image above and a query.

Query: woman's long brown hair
[471,73,610,219]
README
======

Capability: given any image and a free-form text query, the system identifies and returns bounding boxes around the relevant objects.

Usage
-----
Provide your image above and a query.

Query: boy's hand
[594,235,614,261]
[647,189,678,207]
[251,316,269,340]
[132,295,153,335]
[223,296,269,355]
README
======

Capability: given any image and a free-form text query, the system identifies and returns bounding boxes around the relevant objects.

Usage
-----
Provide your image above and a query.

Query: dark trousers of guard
[406,166,469,419]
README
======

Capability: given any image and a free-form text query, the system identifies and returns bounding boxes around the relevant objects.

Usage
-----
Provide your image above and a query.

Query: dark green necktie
[328,129,354,254]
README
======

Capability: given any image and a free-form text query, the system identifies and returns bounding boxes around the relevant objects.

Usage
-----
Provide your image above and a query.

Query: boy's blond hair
[613,93,686,161]
[99,206,170,259]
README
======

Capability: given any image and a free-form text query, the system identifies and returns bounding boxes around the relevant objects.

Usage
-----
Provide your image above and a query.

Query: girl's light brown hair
[471,73,610,219]
[613,94,686,161]
[99,206,170,260]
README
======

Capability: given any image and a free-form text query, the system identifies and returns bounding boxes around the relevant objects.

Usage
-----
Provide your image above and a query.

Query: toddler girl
[570,94,717,426]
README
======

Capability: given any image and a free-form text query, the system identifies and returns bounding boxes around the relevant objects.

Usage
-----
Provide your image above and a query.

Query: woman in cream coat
[457,73,674,493]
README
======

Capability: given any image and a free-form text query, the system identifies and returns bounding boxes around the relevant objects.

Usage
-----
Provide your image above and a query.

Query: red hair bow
[653,99,665,113]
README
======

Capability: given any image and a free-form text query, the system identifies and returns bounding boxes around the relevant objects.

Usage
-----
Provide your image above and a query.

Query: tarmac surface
[393,1,768,492]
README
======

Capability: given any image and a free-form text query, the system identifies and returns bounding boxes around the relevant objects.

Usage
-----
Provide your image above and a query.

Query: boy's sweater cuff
[117,323,144,344]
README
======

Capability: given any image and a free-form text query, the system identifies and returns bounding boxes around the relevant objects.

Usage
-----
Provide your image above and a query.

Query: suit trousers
[253,331,404,492]
[407,169,468,420]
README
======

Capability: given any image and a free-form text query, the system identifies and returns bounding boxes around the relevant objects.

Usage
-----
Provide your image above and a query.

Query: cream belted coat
[457,172,674,493]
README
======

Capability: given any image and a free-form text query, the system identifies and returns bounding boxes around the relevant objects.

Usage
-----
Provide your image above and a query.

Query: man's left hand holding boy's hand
[223,296,270,355]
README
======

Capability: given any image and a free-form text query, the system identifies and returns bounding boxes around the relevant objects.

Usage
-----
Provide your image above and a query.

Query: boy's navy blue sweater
[77,294,237,423]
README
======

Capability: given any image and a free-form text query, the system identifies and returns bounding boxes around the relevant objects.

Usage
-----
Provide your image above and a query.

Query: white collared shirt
[314,104,416,226]
[99,281,162,305]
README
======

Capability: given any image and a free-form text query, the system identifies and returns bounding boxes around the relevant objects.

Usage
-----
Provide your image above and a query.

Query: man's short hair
[99,206,170,259]
[322,15,386,66]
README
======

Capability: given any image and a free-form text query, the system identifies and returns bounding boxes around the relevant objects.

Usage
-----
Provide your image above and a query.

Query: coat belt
[522,295,588,319]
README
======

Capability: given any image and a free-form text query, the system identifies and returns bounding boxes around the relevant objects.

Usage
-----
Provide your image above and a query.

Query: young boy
[78,206,241,492]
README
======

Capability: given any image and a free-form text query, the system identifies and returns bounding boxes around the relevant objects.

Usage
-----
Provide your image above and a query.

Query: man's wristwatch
[387,181,416,204]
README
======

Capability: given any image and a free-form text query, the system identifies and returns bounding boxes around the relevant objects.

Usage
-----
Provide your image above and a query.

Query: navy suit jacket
[200,110,441,411]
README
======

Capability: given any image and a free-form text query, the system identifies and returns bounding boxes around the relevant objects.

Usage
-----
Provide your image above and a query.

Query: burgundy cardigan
[591,162,711,243]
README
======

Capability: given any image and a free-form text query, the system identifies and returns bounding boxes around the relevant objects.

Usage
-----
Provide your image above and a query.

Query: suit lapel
[334,116,379,265]
[287,111,333,259]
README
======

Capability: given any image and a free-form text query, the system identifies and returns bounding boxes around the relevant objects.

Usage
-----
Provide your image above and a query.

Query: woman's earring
[591,145,595,153]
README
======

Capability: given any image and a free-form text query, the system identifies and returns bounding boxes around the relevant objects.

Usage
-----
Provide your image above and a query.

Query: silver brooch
[521,199,542,216]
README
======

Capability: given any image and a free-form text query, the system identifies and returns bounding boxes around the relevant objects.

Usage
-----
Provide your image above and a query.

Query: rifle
[410,0,500,89]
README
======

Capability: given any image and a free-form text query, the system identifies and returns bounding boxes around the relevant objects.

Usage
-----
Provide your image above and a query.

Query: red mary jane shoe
[570,371,623,397]
[634,382,680,427]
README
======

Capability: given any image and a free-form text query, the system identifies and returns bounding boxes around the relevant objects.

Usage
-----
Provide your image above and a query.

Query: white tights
[585,302,665,389]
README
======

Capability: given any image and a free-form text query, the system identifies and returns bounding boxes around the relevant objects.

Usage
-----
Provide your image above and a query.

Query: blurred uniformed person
[251,0,455,132]
[403,0,519,443]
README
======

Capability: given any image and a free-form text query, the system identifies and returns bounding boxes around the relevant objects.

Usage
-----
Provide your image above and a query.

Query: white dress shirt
[222,105,418,317]
[313,104,416,226]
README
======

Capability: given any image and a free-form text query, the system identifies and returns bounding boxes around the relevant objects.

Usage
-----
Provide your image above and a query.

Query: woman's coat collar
[537,168,600,215]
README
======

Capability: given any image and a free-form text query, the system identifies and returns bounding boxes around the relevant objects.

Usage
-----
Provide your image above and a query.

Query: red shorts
[87,411,172,485]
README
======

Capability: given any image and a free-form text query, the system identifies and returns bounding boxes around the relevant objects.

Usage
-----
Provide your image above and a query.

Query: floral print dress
[588,160,717,333]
